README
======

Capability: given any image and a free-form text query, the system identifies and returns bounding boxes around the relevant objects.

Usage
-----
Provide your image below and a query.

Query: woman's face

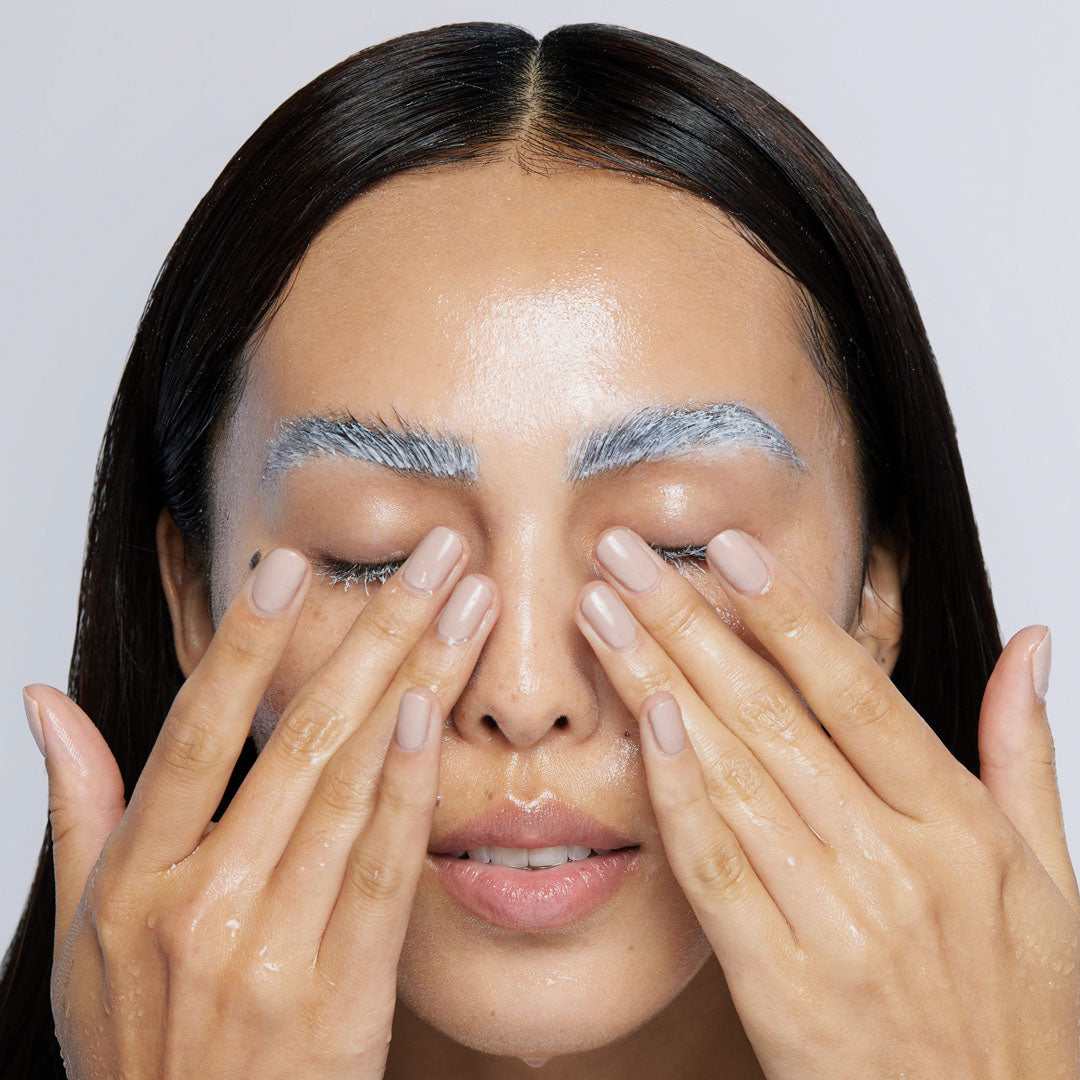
[203,159,869,1058]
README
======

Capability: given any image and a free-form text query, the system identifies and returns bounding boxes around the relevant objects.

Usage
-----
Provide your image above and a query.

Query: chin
[394,861,713,1059]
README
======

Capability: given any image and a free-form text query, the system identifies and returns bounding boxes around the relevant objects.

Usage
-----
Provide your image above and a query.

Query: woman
[2,20,1077,1078]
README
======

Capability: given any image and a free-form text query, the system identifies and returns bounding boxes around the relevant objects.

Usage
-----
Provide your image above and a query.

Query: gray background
[1,0,1077,949]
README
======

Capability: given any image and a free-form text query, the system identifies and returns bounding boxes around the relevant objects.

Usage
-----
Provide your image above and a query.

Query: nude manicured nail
[1032,628,1052,703]
[403,526,463,595]
[596,528,660,594]
[706,530,770,595]
[23,689,45,757]
[437,576,492,644]
[581,583,637,651]
[648,697,685,757]
[396,689,432,751]
[251,548,308,614]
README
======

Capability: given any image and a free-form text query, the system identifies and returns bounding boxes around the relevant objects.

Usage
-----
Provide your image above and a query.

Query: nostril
[482,715,498,730]
[553,716,569,729]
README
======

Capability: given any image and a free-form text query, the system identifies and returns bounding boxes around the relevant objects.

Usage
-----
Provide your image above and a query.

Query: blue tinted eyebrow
[565,401,804,484]
[261,402,804,486]
[262,411,479,485]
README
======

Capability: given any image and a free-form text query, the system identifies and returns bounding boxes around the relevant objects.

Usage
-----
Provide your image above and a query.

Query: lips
[428,797,638,854]
[426,797,642,931]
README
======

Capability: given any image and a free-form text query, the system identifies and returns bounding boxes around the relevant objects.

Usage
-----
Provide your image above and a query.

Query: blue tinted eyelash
[316,543,710,594]
[315,558,405,594]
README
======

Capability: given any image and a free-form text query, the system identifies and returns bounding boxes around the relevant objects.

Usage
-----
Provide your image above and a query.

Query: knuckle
[161,713,227,773]
[655,595,707,643]
[395,654,452,695]
[834,676,892,733]
[86,877,133,944]
[693,838,750,901]
[708,748,766,807]
[272,693,342,763]
[319,761,375,818]
[734,682,800,742]
[378,768,431,824]
[767,599,815,643]
[360,598,413,649]
[345,847,403,907]
[214,608,282,669]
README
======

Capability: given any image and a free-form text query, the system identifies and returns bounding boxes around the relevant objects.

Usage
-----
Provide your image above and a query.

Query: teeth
[528,846,568,867]
[457,845,619,868]
[488,846,529,868]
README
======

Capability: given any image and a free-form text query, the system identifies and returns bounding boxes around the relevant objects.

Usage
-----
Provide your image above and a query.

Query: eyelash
[314,543,709,594]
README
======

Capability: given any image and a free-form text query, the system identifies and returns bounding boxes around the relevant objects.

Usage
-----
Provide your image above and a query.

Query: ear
[156,508,214,678]
[849,536,904,676]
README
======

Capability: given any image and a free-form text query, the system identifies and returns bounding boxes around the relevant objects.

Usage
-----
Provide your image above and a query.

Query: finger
[24,684,126,954]
[315,687,441,996]
[978,626,1080,912]
[636,689,801,972]
[575,580,832,925]
[214,526,468,864]
[593,527,886,847]
[266,573,497,938]
[115,547,310,869]
[704,529,969,820]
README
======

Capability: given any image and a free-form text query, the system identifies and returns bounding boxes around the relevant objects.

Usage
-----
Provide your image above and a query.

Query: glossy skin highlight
[180,158,875,1076]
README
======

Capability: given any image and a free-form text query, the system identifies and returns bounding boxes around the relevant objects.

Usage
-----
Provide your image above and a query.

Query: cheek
[251,593,361,750]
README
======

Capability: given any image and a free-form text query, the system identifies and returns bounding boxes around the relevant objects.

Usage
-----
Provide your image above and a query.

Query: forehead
[236,158,841,477]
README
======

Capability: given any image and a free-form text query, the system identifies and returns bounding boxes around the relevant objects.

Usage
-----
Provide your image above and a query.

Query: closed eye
[651,543,709,570]
[315,542,710,594]
[314,557,406,594]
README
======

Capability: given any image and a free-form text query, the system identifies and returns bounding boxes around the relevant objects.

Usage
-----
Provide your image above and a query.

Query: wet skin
[165,156,897,1078]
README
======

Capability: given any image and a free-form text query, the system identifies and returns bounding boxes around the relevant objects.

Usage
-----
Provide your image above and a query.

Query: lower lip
[428,848,642,932]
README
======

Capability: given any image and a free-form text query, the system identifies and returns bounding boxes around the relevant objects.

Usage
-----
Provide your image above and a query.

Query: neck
[385,954,765,1080]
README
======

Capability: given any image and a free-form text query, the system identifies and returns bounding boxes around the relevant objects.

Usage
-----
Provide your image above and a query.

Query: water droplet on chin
[521,1058,549,1068]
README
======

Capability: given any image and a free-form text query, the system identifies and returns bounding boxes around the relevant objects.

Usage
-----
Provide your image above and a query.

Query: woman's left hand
[575,527,1080,1080]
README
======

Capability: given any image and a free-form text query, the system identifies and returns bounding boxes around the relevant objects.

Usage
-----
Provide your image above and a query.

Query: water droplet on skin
[521,1058,549,1068]
[225,918,240,937]
[146,916,156,930]
[785,854,796,869]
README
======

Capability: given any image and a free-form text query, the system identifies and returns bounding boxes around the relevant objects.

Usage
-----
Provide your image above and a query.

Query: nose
[449,525,606,749]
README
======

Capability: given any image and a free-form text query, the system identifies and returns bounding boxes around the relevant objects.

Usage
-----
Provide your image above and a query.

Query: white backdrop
[1,0,1077,949]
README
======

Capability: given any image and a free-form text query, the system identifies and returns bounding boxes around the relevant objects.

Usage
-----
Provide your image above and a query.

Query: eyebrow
[261,402,805,487]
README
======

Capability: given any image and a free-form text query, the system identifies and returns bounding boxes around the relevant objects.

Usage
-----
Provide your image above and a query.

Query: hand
[575,526,1080,1079]
[26,527,498,1079]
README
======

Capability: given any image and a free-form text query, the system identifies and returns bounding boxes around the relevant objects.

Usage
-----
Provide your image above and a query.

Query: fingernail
[706,530,770,595]
[23,688,45,757]
[396,689,433,751]
[251,548,308,615]
[437,575,492,644]
[1032,628,1052,703]
[596,528,661,594]
[402,526,463,596]
[648,696,685,757]
[581,583,637,651]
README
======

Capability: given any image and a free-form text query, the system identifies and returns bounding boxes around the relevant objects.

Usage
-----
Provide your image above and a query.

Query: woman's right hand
[26,526,498,1079]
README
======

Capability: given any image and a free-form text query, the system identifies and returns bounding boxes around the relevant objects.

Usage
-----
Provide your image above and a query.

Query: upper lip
[428,797,639,854]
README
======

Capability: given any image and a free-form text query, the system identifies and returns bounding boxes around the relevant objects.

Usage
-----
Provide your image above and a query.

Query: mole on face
[249,550,262,570]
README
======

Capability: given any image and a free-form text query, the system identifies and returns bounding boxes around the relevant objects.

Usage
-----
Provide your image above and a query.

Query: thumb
[24,683,126,950]
[977,627,1080,912]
